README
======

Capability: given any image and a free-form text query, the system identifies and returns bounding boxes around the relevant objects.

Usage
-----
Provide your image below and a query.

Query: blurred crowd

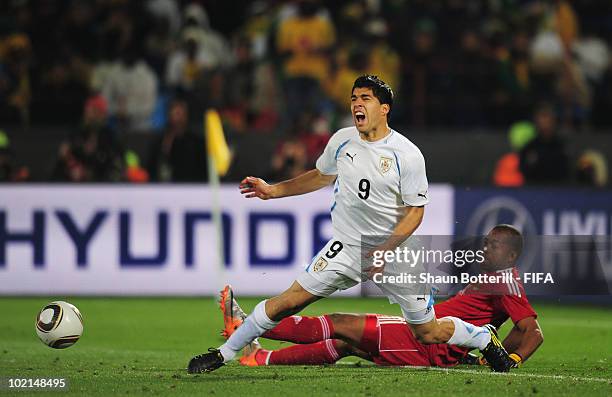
[0,0,611,185]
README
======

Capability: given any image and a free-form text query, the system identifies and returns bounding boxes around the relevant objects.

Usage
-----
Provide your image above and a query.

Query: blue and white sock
[218,300,278,362]
[444,316,492,350]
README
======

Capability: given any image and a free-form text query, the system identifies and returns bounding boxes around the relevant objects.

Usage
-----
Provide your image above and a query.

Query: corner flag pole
[205,109,231,291]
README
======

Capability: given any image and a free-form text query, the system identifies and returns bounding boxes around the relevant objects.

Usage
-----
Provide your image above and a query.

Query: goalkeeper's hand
[508,353,522,368]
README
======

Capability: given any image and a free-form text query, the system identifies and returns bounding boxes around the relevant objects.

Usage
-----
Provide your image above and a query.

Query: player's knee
[414,332,433,344]
[327,313,361,337]
[413,328,441,345]
[332,339,351,357]
[327,313,349,328]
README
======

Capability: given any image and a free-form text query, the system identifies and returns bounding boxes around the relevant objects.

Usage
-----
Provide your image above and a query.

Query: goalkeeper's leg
[187,281,320,373]
[219,284,332,344]
[262,312,366,345]
[240,339,370,366]
[240,339,340,366]
[219,285,368,347]
[218,281,321,361]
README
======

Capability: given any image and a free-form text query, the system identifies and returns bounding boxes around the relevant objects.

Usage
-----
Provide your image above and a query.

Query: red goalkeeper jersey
[427,267,538,366]
[361,267,538,367]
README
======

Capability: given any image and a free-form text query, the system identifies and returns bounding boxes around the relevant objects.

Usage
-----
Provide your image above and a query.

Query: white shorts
[295,238,436,324]
[296,239,362,297]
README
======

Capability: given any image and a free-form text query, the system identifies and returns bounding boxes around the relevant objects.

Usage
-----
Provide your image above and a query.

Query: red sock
[255,340,342,365]
[263,315,334,343]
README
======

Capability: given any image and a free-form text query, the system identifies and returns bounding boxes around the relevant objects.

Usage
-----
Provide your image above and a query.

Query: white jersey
[316,127,429,246]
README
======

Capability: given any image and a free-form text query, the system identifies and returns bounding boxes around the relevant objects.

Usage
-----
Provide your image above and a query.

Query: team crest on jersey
[313,257,328,272]
[379,156,393,175]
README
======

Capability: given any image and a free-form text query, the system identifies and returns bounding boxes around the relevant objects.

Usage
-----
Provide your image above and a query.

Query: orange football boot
[239,340,265,367]
[218,285,247,339]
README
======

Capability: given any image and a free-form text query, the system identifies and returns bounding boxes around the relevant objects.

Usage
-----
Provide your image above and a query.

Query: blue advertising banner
[454,188,612,296]
[454,188,612,237]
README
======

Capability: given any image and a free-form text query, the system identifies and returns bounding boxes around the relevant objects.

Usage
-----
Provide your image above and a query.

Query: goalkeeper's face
[482,230,516,271]
[351,87,389,133]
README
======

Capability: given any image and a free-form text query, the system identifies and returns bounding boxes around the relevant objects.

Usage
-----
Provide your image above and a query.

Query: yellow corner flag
[205,109,231,176]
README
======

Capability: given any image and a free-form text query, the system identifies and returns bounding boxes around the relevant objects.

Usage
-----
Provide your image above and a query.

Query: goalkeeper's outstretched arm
[240,169,336,200]
[502,316,544,364]
[463,316,543,367]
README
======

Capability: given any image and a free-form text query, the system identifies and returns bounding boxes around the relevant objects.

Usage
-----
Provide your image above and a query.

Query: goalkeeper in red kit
[218,225,543,369]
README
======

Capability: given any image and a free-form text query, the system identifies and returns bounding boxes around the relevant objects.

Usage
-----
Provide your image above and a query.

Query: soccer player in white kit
[188,75,515,373]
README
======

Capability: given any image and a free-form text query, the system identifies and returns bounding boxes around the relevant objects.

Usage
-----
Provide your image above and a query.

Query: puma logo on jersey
[346,152,356,162]
[418,193,427,199]
[416,297,426,301]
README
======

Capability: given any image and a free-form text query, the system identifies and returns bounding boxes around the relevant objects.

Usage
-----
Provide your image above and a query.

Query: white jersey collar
[358,128,394,146]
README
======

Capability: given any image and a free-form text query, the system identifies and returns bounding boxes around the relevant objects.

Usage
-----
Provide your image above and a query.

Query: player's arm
[240,169,336,200]
[502,316,544,363]
[376,205,424,252]
[376,147,427,253]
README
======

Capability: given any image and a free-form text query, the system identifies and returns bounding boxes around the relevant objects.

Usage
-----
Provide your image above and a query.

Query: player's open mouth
[355,111,366,124]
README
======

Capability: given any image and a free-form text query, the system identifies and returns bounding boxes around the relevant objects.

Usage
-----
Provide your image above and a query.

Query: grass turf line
[0,297,610,396]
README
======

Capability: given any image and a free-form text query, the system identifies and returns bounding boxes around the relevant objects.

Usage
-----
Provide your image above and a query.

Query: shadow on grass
[172,363,493,383]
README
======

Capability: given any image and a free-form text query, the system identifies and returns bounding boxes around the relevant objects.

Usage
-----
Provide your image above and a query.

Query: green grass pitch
[1,297,611,396]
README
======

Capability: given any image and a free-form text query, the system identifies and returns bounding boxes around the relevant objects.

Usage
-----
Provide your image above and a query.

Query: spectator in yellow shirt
[276,1,335,122]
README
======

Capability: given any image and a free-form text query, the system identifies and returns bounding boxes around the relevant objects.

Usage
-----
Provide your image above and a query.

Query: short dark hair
[492,224,524,259]
[352,75,394,111]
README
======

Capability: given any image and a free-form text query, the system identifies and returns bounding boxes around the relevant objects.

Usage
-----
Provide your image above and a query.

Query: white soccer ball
[35,301,84,349]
